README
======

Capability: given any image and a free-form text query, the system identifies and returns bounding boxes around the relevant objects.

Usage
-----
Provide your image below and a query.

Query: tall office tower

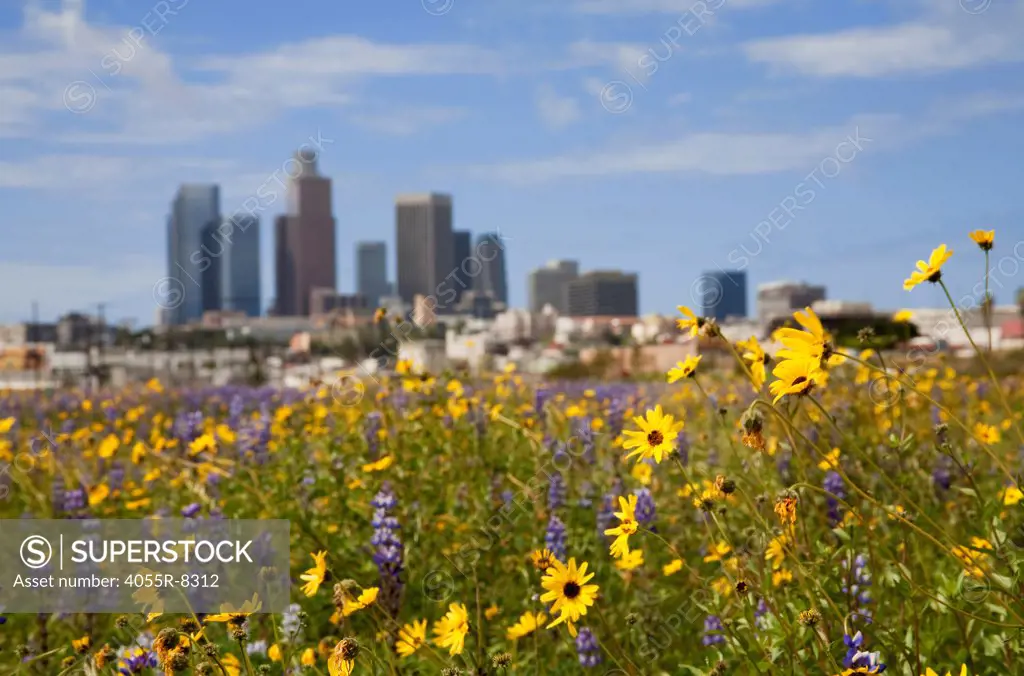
[528,259,579,313]
[566,270,639,317]
[356,241,389,308]
[475,232,508,304]
[218,215,261,317]
[395,193,454,308]
[452,230,472,304]
[166,184,220,325]
[200,222,223,314]
[274,149,336,316]
[700,269,747,321]
[756,280,826,325]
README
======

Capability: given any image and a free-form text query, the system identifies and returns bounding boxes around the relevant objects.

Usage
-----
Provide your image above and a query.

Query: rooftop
[395,192,452,204]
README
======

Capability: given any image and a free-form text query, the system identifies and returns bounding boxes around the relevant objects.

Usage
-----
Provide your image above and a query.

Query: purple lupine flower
[842,554,874,624]
[578,481,594,509]
[575,627,602,667]
[575,417,596,464]
[552,442,570,466]
[754,598,770,630]
[932,455,952,491]
[108,462,126,492]
[545,514,567,562]
[228,394,245,426]
[181,503,201,518]
[534,388,550,414]
[606,397,627,437]
[634,488,656,528]
[173,410,203,444]
[702,615,725,646]
[823,471,845,525]
[675,432,690,466]
[371,482,404,618]
[548,472,566,511]
[842,631,886,672]
[117,648,158,674]
[51,476,66,514]
[63,484,87,514]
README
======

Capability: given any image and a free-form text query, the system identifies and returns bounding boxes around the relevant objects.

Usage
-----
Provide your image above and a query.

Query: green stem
[939,279,1024,448]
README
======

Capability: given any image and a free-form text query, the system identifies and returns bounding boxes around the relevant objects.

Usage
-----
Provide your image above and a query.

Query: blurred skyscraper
[567,271,638,317]
[166,184,220,325]
[395,193,454,307]
[219,215,261,316]
[200,223,222,314]
[700,270,747,321]
[452,230,472,304]
[528,260,578,313]
[757,280,825,325]
[356,241,389,308]
[274,149,336,316]
[475,232,508,305]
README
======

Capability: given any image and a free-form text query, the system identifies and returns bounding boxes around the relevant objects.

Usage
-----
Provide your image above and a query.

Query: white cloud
[743,3,1024,78]
[348,107,468,136]
[197,36,505,79]
[573,0,781,14]
[0,154,236,193]
[464,92,1024,182]
[535,85,581,128]
[0,1,505,145]
[470,121,884,182]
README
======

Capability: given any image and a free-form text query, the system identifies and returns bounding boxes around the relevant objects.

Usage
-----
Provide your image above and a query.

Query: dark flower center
[927,270,942,283]
[563,582,581,599]
[647,430,664,447]
[792,376,807,386]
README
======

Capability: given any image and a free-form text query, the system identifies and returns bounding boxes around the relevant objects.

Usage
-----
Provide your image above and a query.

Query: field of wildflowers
[1,231,1023,675]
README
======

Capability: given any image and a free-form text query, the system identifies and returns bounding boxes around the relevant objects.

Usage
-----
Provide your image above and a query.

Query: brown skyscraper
[395,193,454,306]
[274,149,336,316]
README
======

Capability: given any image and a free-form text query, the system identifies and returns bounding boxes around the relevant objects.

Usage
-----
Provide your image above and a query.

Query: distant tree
[337,335,361,363]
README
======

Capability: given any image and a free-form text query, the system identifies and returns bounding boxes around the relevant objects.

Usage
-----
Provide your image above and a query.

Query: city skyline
[3,0,1024,324]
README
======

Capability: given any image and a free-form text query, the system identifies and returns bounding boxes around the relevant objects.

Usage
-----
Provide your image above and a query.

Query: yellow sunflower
[666,355,702,383]
[768,357,824,404]
[903,244,953,291]
[506,611,547,640]
[968,229,994,251]
[530,548,559,572]
[740,336,768,391]
[621,405,684,464]
[540,558,599,637]
[395,619,427,658]
[432,602,470,656]
[603,495,639,558]
[676,305,702,337]
[300,551,327,597]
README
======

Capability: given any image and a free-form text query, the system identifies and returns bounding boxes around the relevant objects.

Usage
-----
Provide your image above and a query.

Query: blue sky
[2,0,1024,326]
